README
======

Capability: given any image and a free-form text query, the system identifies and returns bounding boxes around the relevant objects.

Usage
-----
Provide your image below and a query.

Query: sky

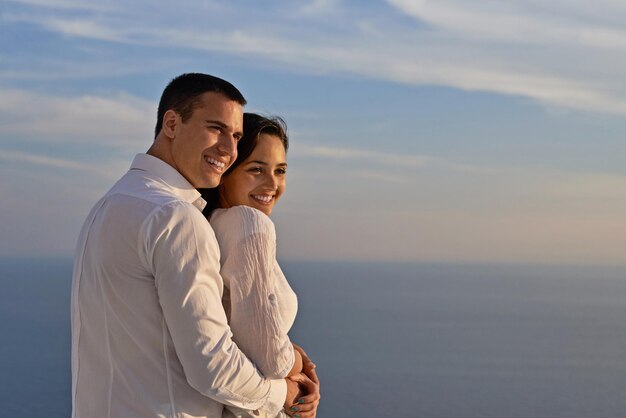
[1,0,626,265]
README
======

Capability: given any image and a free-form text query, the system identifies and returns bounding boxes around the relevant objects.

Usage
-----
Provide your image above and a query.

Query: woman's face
[219,133,287,216]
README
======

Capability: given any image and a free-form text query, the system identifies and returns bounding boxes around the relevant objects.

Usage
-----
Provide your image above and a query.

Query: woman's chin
[248,200,274,216]
[253,205,272,216]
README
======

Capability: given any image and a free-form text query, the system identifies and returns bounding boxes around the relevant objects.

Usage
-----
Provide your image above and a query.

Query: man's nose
[217,133,237,156]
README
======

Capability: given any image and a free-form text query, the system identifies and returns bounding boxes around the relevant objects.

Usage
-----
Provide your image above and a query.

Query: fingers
[289,376,320,404]
[302,359,315,373]
[289,373,317,395]
[302,358,315,373]
[287,399,319,418]
[303,365,319,385]
[291,401,318,413]
[296,390,320,405]
[288,396,320,417]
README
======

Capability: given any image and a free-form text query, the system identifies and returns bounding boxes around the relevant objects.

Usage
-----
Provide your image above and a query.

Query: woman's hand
[292,344,319,384]
[286,372,320,418]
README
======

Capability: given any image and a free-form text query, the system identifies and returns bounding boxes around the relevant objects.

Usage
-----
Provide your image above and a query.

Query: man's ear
[162,109,179,139]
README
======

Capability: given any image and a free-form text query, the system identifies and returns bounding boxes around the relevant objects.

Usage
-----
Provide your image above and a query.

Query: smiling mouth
[251,194,274,204]
[204,156,226,172]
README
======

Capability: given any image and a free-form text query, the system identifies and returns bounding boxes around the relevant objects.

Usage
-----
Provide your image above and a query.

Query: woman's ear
[162,109,179,140]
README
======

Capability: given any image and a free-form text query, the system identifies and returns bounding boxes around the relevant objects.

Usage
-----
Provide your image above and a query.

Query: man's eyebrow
[204,120,228,128]
[205,120,242,136]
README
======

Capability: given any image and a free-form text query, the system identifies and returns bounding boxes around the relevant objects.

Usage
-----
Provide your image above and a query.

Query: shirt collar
[130,153,206,210]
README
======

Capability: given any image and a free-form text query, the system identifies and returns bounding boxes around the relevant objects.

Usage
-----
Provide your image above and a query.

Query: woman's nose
[265,173,279,190]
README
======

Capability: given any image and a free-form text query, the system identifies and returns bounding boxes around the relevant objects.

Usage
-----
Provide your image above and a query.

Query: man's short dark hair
[155,73,247,138]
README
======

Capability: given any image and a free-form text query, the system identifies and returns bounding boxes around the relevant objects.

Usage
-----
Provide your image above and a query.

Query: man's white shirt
[71,153,286,418]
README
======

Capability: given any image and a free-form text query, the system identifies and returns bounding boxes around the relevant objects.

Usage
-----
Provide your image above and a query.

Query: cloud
[0,163,111,257]
[5,0,626,115]
[2,0,626,265]
[276,164,626,264]
[41,17,127,42]
[0,89,155,149]
[285,140,626,221]
[275,202,626,265]
[385,0,626,50]
[294,144,432,168]
[0,149,94,171]
[540,172,626,206]
[297,0,337,16]
[4,0,113,11]
[352,170,409,184]
[292,143,498,177]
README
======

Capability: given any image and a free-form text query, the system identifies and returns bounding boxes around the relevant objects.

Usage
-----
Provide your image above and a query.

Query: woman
[202,113,319,418]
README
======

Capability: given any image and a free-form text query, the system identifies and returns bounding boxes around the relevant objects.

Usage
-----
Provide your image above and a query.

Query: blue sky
[2,0,626,265]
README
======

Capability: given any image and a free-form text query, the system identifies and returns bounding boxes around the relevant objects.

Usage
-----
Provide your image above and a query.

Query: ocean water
[2,259,626,417]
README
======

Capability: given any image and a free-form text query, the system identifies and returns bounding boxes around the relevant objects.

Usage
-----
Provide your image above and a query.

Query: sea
[2,258,626,417]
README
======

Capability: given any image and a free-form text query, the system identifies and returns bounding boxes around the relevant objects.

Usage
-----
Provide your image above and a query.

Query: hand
[286,373,320,418]
[292,344,319,385]
[284,379,303,410]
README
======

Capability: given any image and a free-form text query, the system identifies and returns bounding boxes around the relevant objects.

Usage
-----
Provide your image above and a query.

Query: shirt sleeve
[143,201,286,414]
[220,207,295,379]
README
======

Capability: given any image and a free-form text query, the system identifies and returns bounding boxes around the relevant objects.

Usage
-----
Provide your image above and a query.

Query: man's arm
[145,202,286,414]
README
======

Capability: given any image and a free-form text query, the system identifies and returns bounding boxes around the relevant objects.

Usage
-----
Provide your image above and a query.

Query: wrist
[288,349,303,377]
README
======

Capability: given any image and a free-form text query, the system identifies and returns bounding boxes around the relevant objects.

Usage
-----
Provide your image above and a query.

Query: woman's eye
[276,168,287,175]
[249,167,263,174]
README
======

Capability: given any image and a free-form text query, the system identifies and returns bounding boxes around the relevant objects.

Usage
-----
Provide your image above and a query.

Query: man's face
[169,92,243,188]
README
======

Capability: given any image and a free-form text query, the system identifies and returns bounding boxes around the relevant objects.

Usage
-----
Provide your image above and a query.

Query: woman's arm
[221,209,296,379]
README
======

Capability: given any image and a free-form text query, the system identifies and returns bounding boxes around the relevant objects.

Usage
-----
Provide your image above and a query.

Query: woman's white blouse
[210,206,298,379]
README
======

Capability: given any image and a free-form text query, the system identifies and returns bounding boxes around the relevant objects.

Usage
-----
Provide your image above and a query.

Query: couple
[71,73,320,418]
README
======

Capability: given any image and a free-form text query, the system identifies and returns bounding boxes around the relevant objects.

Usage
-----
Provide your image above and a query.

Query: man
[71,73,316,417]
